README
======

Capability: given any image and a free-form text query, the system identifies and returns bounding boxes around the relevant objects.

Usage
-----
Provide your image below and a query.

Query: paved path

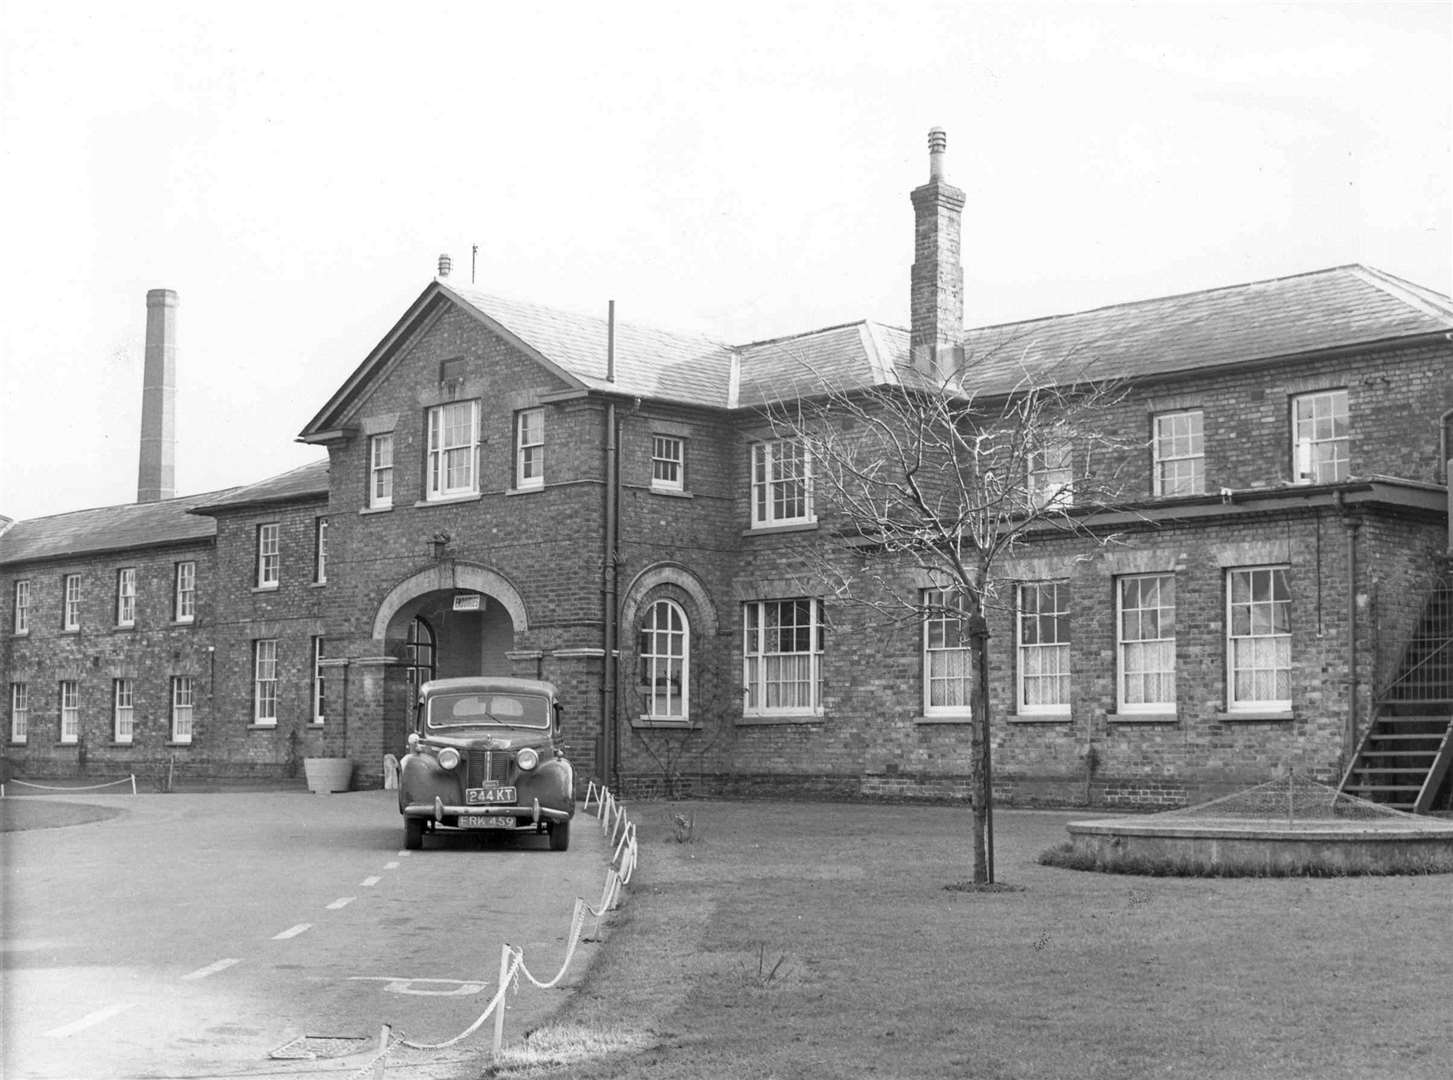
[2,789,609,1079]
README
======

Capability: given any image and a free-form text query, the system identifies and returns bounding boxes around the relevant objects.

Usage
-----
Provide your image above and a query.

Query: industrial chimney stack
[137,289,177,503]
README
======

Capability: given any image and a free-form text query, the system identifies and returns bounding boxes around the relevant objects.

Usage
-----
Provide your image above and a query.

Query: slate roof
[189,459,330,514]
[0,490,234,566]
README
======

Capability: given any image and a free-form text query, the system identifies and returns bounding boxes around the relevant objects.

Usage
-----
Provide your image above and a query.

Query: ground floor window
[406,617,436,696]
[172,676,194,744]
[254,640,278,725]
[312,637,327,723]
[923,588,973,715]
[60,680,79,743]
[640,599,689,721]
[1117,574,1176,712]
[743,598,823,716]
[10,683,27,743]
[113,679,134,743]
[1227,566,1291,710]
[1017,582,1071,715]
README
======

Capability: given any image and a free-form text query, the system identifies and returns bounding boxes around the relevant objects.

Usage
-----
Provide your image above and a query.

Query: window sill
[248,723,280,731]
[631,718,700,730]
[309,581,327,589]
[506,485,544,496]
[743,520,819,536]
[414,493,482,508]
[252,585,279,594]
[61,628,80,635]
[359,505,394,515]
[1216,710,1294,722]
[738,712,824,726]
[1107,711,1179,724]
[171,619,196,627]
[916,714,974,725]
[9,739,27,746]
[113,625,136,632]
[11,631,29,638]
[649,485,692,498]
[1007,712,1073,724]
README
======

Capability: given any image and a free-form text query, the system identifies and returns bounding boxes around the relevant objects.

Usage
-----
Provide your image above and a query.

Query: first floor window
[1153,410,1204,496]
[113,679,134,743]
[369,432,394,509]
[1117,575,1176,712]
[171,677,194,743]
[314,517,329,584]
[750,439,813,527]
[743,598,823,715]
[175,561,196,622]
[1017,582,1071,714]
[1028,436,1074,509]
[62,573,81,630]
[640,599,689,720]
[13,579,31,634]
[651,435,684,491]
[116,568,136,627]
[427,400,479,498]
[1228,566,1291,710]
[59,680,79,743]
[924,588,974,715]
[10,683,27,742]
[516,408,545,489]
[313,637,327,723]
[1292,389,1349,483]
[254,639,278,724]
[257,523,280,587]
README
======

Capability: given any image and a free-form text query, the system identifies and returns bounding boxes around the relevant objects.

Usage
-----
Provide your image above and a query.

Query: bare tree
[764,359,1136,883]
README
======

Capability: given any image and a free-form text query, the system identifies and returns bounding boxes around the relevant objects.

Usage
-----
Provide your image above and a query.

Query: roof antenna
[472,244,478,284]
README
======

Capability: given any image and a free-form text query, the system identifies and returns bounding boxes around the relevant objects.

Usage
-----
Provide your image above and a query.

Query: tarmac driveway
[1,788,608,1080]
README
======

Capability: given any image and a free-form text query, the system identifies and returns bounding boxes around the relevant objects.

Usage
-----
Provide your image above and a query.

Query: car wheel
[404,816,425,851]
[548,819,570,852]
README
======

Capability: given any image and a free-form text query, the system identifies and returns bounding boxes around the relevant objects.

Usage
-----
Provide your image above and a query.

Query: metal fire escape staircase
[1340,567,1453,813]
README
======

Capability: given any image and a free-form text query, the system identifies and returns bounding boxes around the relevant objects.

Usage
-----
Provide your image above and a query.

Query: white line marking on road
[44,1003,136,1038]
[327,897,355,910]
[361,875,381,887]
[182,958,240,981]
[384,861,400,869]
[349,976,488,996]
[273,923,312,940]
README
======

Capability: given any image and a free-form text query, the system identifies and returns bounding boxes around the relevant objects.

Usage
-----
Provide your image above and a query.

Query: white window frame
[174,561,196,623]
[13,579,30,635]
[1017,582,1071,715]
[314,517,328,584]
[923,588,974,716]
[62,573,81,631]
[1028,436,1074,509]
[742,598,823,716]
[640,599,690,722]
[1227,566,1292,712]
[1116,574,1177,714]
[257,523,280,588]
[59,680,79,743]
[427,401,479,500]
[368,432,394,509]
[312,636,327,724]
[1292,389,1349,483]
[651,435,685,492]
[254,639,278,725]
[171,676,194,744]
[116,568,136,627]
[516,407,545,491]
[1153,410,1204,497]
[750,439,814,528]
[113,678,134,744]
[10,682,27,743]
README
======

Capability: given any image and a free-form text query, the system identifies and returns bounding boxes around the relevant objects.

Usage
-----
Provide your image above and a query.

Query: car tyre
[404,816,425,851]
[548,819,570,852]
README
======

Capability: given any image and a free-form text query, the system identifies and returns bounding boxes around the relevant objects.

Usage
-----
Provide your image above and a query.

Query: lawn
[490,799,1449,1080]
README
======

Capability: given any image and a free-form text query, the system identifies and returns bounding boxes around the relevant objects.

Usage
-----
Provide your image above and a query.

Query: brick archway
[371,562,530,641]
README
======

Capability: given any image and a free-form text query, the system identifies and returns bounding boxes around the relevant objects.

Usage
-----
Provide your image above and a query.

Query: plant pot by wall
[303,757,354,794]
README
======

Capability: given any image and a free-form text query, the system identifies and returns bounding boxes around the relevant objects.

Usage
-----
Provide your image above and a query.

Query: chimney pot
[928,127,947,180]
[438,253,452,278]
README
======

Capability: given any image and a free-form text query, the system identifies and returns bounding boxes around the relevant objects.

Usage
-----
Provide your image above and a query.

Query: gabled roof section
[955,265,1453,393]
[0,490,235,567]
[189,459,329,515]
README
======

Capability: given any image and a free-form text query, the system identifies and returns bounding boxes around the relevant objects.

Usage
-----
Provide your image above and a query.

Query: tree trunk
[968,617,994,884]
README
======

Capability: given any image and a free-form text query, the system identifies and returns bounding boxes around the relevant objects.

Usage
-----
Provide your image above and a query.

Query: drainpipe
[602,302,620,788]
[1337,491,1361,767]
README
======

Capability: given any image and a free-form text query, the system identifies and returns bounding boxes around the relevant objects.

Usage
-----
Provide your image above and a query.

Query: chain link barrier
[1,775,137,797]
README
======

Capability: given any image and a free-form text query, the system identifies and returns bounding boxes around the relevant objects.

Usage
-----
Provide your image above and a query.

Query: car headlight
[436,747,461,771]
[516,748,539,771]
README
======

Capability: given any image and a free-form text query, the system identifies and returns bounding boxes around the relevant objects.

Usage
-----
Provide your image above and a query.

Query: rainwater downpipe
[602,301,620,788]
[1337,490,1360,767]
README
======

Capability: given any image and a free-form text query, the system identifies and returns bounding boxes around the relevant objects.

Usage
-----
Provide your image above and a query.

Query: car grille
[467,749,513,787]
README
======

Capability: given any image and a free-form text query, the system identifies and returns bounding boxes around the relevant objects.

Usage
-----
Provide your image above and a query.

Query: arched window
[639,599,689,722]
[406,616,436,694]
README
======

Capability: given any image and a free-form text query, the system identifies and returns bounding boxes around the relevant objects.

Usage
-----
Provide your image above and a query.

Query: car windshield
[426,691,551,729]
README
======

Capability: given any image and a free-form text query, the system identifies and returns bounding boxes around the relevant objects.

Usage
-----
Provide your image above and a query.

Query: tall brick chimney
[137,289,177,503]
[910,128,966,380]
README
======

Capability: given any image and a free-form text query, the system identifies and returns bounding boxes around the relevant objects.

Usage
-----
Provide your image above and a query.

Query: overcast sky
[1,1,1448,522]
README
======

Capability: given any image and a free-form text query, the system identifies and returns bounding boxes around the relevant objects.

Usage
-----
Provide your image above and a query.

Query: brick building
[4,131,1451,808]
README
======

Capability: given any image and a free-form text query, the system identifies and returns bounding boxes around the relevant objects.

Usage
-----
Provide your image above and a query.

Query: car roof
[419,676,558,697]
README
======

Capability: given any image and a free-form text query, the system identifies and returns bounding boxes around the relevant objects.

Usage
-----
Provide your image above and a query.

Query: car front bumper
[401,796,572,825]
